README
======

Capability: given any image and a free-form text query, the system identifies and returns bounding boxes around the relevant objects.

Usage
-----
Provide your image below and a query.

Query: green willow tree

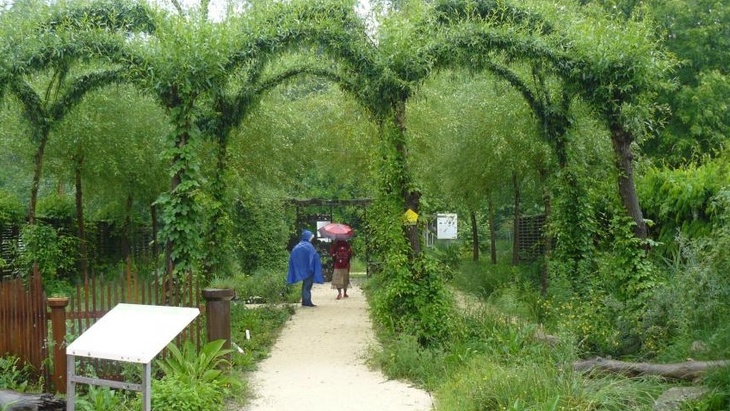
[0,1,157,278]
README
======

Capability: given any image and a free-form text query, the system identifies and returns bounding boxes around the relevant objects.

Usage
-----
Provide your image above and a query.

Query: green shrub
[0,190,24,225]
[0,355,31,391]
[369,253,457,347]
[16,223,76,282]
[228,268,296,304]
[148,377,222,411]
[76,386,133,411]
[157,339,235,390]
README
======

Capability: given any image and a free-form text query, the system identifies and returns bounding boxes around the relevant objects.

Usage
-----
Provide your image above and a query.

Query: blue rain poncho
[286,229,325,285]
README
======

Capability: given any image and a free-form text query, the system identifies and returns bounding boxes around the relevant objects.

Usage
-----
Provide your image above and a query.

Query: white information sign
[67,303,199,363]
[316,220,332,242]
[436,213,458,240]
[66,303,199,411]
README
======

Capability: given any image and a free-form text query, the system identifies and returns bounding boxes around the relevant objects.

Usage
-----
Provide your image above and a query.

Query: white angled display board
[67,303,199,363]
[66,303,199,411]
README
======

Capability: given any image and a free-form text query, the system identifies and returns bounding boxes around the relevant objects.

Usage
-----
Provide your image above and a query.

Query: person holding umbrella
[287,229,324,307]
[330,239,352,299]
[318,222,355,300]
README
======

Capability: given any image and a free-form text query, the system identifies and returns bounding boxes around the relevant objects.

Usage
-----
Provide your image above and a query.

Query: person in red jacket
[330,239,352,300]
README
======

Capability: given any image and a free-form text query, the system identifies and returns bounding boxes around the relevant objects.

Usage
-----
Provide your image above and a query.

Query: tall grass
[370,257,676,410]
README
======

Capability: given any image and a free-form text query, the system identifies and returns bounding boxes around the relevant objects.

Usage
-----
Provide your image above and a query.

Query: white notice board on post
[436,213,458,240]
[66,303,199,411]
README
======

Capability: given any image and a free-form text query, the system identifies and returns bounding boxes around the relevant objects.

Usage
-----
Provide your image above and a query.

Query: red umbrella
[318,223,354,240]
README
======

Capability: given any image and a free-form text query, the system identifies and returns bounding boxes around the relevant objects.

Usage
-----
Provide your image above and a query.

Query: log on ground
[0,389,66,411]
[573,357,730,381]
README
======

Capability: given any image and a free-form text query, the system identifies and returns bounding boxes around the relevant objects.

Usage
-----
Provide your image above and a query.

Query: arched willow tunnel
[0,0,673,343]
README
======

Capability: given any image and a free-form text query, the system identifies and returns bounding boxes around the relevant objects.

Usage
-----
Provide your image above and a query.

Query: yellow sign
[403,209,418,225]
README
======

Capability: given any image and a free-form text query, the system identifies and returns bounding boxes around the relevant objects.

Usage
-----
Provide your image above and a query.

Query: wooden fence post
[48,297,69,394]
[201,288,234,355]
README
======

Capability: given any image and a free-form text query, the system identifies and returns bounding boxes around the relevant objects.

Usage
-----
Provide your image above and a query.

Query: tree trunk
[151,203,159,276]
[122,193,133,263]
[488,195,497,264]
[540,168,551,295]
[73,155,88,280]
[609,123,647,240]
[28,137,49,225]
[511,171,521,265]
[470,210,479,261]
[573,357,730,382]
[392,98,421,255]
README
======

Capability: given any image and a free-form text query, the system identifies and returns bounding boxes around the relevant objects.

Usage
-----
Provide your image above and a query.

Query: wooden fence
[0,273,48,383]
[1,266,204,393]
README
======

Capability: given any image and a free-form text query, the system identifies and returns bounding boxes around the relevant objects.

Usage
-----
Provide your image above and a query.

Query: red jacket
[330,240,352,269]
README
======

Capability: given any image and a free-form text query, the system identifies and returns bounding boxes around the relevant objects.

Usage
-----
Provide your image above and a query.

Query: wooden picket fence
[0,273,48,383]
[0,266,203,392]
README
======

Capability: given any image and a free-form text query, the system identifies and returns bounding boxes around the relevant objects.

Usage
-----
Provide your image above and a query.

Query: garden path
[237,277,434,411]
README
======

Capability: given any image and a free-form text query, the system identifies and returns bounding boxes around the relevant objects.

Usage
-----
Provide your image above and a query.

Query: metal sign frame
[65,303,199,411]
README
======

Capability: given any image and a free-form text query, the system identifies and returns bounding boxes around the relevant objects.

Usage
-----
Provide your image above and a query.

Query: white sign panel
[437,213,458,239]
[66,303,199,364]
[316,220,331,241]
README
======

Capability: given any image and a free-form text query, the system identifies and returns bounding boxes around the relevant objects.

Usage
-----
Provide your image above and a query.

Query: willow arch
[1,0,672,282]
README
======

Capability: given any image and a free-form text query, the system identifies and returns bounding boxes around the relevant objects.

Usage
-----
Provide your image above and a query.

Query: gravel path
[239,279,434,411]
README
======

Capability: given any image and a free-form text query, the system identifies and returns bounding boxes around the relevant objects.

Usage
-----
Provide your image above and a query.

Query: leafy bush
[76,385,132,411]
[157,339,234,389]
[227,268,297,304]
[0,355,31,391]
[369,253,458,347]
[149,339,236,411]
[0,190,24,225]
[16,223,76,282]
[148,377,222,411]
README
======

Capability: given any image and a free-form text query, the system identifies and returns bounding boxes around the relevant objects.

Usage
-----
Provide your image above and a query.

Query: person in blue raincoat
[287,229,325,307]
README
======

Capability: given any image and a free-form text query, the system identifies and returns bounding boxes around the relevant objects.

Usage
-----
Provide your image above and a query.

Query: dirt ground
[238,278,434,411]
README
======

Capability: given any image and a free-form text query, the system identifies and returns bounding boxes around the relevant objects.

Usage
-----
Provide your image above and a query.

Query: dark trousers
[301,275,314,305]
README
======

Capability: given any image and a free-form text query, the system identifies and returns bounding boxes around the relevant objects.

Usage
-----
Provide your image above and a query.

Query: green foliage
[644,232,730,360]
[0,190,24,225]
[369,252,458,347]
[157,339,234,390]
[76,386,132,411]
[453,259,515,299]
[638,160,728,252]
[229,197,289,274]
[369,334,447,389]
[36,193,75,222]
[229,303,293,370]
[548,167,598,295]
[0,355,31,391]
[147,339,235,411]
[147,377,222,411]
[226,268,295,305]
[16,223,76,282]
[689,366,730,411]
[156,127,206,277]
